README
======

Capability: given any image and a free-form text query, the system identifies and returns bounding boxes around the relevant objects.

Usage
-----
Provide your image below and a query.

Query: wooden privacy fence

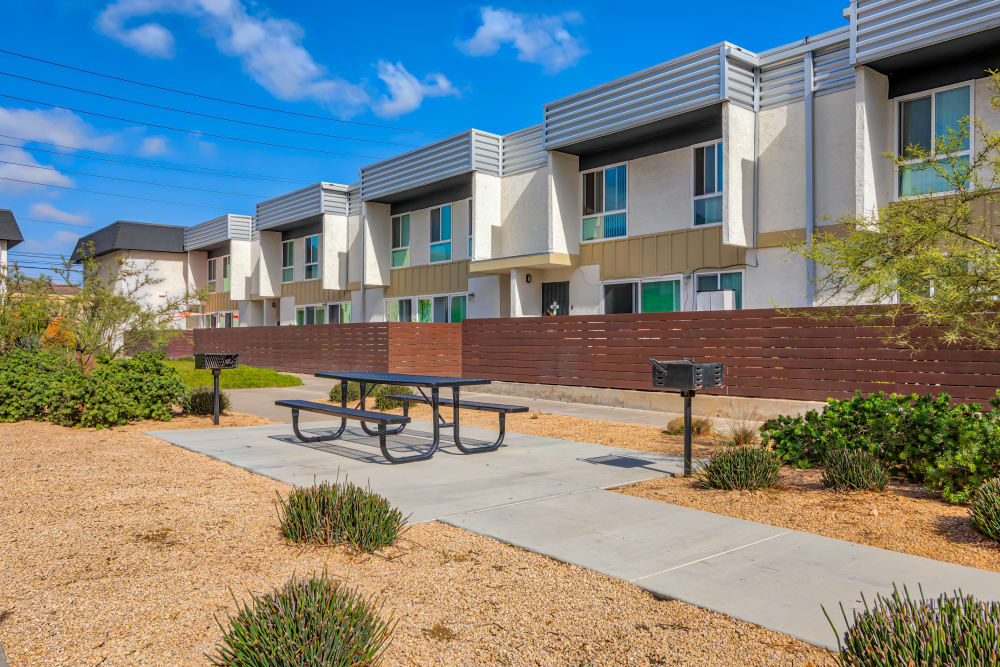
[192,322,462,377]
[461,308,1000,403]
[165,331,194,359]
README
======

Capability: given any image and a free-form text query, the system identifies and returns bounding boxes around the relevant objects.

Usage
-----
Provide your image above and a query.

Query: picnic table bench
[274,371,527,464]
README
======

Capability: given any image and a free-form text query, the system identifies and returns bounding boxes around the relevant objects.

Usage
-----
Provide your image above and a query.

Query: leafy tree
[0,264,57,353]
[54,244,203,366]
[793,71,1000,346]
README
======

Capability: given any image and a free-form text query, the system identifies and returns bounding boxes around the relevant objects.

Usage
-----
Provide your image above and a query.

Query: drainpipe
[360,203,367,322]
[804,51,816,307]
[752,65,761,253]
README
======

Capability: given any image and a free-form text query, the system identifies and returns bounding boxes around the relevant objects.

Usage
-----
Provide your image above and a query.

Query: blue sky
[1,0,847,275]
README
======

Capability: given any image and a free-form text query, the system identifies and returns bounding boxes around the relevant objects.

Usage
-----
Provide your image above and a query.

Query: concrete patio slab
[147,420,683,524]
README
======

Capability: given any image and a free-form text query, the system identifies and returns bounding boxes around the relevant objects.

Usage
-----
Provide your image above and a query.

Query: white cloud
[20,230,80,255]
[0,107,114,150]
[373,62,458,119]
[95,0,455,118]
[140,135,169,156]
[29,203,92,225]
[0,147,73,193]
[457,7,587,74]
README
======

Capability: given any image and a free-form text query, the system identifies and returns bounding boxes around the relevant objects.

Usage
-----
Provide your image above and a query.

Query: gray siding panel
[760,55,806,109]
[256,183,348,231]
[360,130,501,201]
[184,214,252,251]
[543,45,727,149]
[813,43,855,96]
[726,57,757,109]
[502,125,547,175]
[854,0,1000,64]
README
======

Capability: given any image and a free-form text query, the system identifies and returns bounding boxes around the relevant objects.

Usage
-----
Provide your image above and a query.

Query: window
[430,205,452,263]
[282,240,294,283]
[582,164,627,241]
[386,298,413,322]
[207,258,217,292]
[304,235,319,280]
[603,277,682,314]
[413,293,467,322]
[897,84,972,197]
[221,255,231,291]
[468,200,473,258]
[206,311,238,328]
[391,214,410,268]
[327,302,351,324]
[696,271,743,309]
[693,141,723,226]
[295,304,323,325]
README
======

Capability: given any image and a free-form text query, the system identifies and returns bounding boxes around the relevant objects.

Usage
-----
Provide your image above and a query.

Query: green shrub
[970,478,1000,542]
[761,391,1000,503]
[209,571,394,667]
[277,479,407,552]
[0,349,187,428]
[183,387,232,416]
[329,382,414,411]
[823,449,890,491]
[697,446,781,491]
[827,586,1000,666]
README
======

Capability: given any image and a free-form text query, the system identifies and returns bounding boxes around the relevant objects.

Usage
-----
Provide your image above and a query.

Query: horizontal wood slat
[165,331,194,359]
[462,307,1000,403]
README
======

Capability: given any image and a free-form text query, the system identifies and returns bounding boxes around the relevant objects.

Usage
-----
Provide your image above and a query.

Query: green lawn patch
[166,360,302,390]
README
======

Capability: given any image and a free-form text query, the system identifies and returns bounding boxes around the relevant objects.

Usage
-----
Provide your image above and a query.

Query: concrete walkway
[148,416,1000,651]
[227,373,733,431]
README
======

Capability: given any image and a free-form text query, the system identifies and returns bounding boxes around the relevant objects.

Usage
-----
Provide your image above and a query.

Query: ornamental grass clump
[329,382,414,411]
[822,448,890,492]
[209,571,394,667]
[697,445,780,491]
[827,586,1000,666]
[277,479,407,552]
[183,386,231,416]
[970,477,1000,542]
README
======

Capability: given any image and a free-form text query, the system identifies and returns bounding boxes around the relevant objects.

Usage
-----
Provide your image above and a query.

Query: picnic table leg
[358,382,407,436]
[451,386,506,454]
[289,406,346,444]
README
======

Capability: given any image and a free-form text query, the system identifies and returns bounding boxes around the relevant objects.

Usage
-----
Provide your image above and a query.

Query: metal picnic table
[313,371,495,463]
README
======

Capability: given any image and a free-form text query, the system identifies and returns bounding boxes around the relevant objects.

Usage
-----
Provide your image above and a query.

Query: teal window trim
[391,214,410,268]
[221,255,231,292]
[430,205,453,263]
[581,164,627,242]
[207,257,217,292]
[304,235,319,281]
[693,141,724,227]
[281,239,294,283]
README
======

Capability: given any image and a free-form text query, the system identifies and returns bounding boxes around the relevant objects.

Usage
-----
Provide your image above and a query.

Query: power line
[0,176,230,210]
[0,92,388,159]
[0,70,420,148]
[0,47,449,136]
[0,134,307,185]
[17,216,98,229]
[0,159,265,197]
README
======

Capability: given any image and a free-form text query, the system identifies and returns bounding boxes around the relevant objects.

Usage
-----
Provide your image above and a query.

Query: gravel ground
[0,418,831,666]
[617,468,1000,572]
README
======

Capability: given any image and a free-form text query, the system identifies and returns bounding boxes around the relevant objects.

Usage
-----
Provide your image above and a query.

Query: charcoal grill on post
[194,353,240,425]
[649,358,724,476]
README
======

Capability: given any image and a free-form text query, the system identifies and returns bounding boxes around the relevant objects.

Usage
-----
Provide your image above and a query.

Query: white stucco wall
[473,172,501,260]
[347,212,361,285]
[855,66,893,218]
[322,213,348,291]
[758,100,806,234]
[363,202,391,287]
[257,230,282,298]
[185,250,207,294]
[229,239,251,301]
[548,151,580,255]
[499,166,549,257]
[510,268,541,317]
[723,102,755,246]
[115,250,189,326]
[467,274,500,319]
[744,247,808,309]
[627,148,690,236]
[279,296,295,325]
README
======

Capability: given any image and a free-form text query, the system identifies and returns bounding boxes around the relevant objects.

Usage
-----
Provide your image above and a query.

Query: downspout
[804,50,816,307]
[752,64,761,253]
[360,200,367,322]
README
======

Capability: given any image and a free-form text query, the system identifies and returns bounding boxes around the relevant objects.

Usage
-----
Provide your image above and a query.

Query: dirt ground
[617,467,1000,573]
[0,417,831,666]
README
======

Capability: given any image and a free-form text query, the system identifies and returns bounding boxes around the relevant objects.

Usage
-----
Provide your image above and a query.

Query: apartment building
[0,209,23,276]
[72,0,1000,326]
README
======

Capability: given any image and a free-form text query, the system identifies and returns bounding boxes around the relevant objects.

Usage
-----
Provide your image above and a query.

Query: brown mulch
[616,467,1000,573]
[0,419,830,666]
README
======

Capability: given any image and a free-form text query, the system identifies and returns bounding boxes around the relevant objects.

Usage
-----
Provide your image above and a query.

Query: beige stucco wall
[723,102,755,246]
[322,212,349,291]
[758,100,806,234]
[255,231,282,298]
[362,201,390,287]
[548,151,579,255]
[229,239,251,301]
[500,166,549,257]
[815,89,857,224]
[627,147,690,236]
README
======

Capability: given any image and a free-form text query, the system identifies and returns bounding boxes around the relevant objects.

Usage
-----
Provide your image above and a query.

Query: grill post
[213,369,221,426]
[682,389,694,476]
[649,358,724,478]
